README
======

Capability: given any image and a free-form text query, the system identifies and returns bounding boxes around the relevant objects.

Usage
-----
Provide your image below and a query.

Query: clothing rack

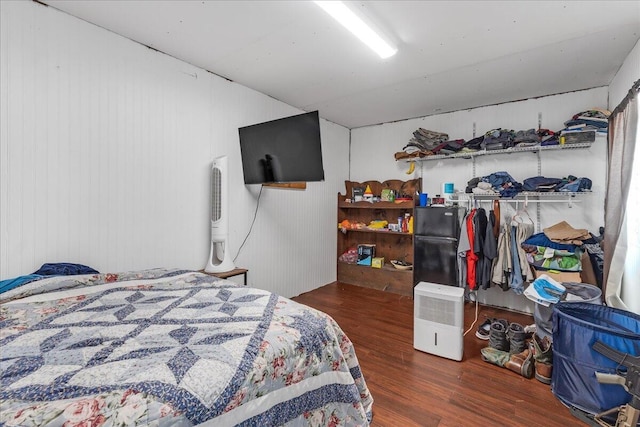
[452,192,584,207]
[453,192,587,232]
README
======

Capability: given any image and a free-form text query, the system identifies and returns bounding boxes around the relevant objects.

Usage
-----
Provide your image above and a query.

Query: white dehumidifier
[414,281,465,361]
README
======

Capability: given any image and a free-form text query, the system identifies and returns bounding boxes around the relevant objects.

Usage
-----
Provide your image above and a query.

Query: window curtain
[603,79,640,309]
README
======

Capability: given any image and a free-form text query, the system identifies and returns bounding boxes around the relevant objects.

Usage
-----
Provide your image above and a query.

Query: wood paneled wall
[0,1,349,298]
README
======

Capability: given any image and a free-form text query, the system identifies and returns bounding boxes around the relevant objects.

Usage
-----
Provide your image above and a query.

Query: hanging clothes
[473,208,497,289]
[492,200,500,238]
[492,216,513,291]
[516,222,535,282]
[513,206,536,283]
[461,203,500,290]
[466,208,478,290]
[482,212,498,290]
[509,225,525,294]
[473,208,488,287]
[457,210,472,288]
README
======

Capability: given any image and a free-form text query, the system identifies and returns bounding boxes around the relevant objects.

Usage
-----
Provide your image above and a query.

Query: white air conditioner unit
[414,281,465,361]
[204,156,235,273]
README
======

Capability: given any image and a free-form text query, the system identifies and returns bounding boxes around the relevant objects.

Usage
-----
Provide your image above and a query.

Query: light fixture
[314,1,397,59]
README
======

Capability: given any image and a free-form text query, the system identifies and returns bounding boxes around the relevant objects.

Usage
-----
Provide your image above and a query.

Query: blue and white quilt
[0,269,373,426]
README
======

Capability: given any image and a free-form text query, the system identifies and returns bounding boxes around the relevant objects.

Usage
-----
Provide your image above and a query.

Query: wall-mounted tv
[238,110,325,185]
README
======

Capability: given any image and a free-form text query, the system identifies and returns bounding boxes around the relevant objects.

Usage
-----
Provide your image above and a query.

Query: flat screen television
[238,110,325,185]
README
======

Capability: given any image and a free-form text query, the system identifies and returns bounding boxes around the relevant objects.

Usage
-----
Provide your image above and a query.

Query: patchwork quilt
[0,269,373,426]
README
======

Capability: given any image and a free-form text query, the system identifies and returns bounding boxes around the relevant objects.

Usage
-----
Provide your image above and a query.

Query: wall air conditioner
[414,281,465,361]
[204,156,235,273]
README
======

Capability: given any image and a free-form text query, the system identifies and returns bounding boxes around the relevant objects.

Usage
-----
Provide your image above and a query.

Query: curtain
[603,79,640,309]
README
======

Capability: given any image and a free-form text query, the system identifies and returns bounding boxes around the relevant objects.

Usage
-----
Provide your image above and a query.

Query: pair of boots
[481,319,533,378]
[489,319,527,354]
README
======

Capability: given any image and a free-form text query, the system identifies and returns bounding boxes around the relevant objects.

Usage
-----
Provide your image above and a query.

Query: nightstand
[199,268,248,286]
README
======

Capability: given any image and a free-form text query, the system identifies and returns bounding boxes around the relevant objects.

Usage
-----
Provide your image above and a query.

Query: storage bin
[551,302,640,415]
[534,282,602,341]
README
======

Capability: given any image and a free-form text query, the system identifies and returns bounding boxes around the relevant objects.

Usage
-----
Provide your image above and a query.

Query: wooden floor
[292,282,584,427]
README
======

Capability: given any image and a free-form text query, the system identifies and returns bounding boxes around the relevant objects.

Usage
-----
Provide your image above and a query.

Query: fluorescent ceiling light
[314,1,397,59]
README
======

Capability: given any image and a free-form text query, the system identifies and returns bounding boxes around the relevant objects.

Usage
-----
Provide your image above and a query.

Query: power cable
[463,290,479,337]
[233,185,263,262]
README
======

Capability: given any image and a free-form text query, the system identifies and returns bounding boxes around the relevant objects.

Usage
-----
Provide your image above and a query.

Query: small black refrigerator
[413,206,466,287]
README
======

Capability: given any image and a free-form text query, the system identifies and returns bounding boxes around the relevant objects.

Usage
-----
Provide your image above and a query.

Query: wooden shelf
[337,179,420,296]
[262,182,306,190]
[338,261,413,274]
[342,228,414,237]
[338,200,415,209]
[337,262,413,296]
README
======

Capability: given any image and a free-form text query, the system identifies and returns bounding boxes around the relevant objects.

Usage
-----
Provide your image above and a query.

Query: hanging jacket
[466,209,478,290]
[516,221,535,282]
[457,211,472,288]
[509,225,525,294]
[492,222,512,291]
[473,208,489,289]
[492,200,500,238]
[482,213,498,290]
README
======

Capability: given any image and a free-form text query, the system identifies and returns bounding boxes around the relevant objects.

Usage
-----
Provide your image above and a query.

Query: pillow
[32,262,99,276]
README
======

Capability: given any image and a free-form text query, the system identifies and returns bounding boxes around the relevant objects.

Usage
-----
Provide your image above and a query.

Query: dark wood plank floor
[292,282,584,427]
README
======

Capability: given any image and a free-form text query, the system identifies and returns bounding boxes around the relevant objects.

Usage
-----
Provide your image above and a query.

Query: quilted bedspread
[0,269,373,426]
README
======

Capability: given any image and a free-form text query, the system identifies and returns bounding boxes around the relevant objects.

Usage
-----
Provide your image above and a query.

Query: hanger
[466,196,478,211]
[511,197,534,226]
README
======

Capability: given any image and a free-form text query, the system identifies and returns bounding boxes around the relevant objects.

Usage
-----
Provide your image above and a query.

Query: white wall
[609,38,640,109]
[351,88,609,312]
[0,1,349,298]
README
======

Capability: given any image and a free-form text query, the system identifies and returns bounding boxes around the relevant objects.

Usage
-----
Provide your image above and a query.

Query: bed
[0,269,373,426]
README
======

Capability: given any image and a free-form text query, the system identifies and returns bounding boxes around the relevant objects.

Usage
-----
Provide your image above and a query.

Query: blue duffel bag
[552,302,640,415]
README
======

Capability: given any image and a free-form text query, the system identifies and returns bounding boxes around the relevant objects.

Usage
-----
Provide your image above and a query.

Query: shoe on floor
[489,319,510,351]
[508,322,527,354]
[480,346,534,379]
[504,347,534,379]
[475,318,493,340]
[533,334,553,385]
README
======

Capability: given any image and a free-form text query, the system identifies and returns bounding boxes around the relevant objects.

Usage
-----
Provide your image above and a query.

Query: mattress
[0,269,373,426]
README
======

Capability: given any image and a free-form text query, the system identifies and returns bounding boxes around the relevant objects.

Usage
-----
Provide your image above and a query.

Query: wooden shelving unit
[337,179,421,297]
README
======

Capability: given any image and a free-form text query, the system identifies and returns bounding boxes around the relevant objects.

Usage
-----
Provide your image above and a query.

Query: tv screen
[238,111,325,185]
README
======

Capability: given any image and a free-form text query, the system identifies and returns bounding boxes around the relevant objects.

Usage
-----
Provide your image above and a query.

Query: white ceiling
[43,0,640,129]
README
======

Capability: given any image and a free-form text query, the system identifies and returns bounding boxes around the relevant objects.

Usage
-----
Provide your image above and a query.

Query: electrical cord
[233,185,263,262]
[463,290,479,337]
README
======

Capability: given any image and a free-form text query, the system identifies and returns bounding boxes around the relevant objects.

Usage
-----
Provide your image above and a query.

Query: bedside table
[200,268,248,286]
